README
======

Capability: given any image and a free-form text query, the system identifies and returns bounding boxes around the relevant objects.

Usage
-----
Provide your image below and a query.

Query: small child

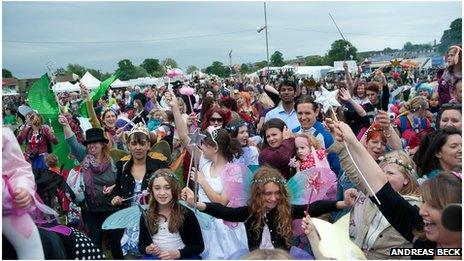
[293,133,329,172]
[147,109,165,132]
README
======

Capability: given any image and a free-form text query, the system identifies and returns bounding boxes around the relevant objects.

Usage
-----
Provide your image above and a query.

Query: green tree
[270,51,285,66]
[438,18,462,54]
[403,42,414,52]
[3,69,13,78]
[383,47,394,53]
[66,64,87,77]
[54,68,67,75]
[254,60,269,70]
[204,61,231,77]
[117,59,136,81]
[134,66,150,78]
[140,58,161,76]
[240,63,250,73]
[326,39,358,65]
[162,58,178,69]
[186,65,199,75]
[305,55,324,66]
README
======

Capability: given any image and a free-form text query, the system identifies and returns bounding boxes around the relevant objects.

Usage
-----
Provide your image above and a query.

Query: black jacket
[371,182,437,260]
[138,205,204,258]
[115,156,168,209]
[203,200,339,251]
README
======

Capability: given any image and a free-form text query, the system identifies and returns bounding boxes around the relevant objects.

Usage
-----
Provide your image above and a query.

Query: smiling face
[366,136,386,160]
[279,85,295,104]
[236,125,249,146]
[263,182,281,210]
[103,110,117,128]
[382,163,409,192]
[436,134,462,171]
[265,127,283,148]
[297,103,319,129]
[440,109,462,131]
[356,84,366,98]
[151,177,173,206]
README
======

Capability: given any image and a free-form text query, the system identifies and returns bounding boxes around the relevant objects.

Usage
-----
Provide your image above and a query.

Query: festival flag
[28,74,78,170]
[79,71,121,118]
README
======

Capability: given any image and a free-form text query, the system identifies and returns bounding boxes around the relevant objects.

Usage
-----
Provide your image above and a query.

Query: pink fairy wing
[220,163,253,228]
[179,86,195,96]
[287,167,337,205]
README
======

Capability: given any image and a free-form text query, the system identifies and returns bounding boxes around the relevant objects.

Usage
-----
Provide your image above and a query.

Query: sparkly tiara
[378,156,416,175]
[128,122,149,137]
[252,176,287,184]
[206,126,220,146]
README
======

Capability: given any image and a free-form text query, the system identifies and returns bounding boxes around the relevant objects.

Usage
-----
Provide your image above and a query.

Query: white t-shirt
[151,222,185,251]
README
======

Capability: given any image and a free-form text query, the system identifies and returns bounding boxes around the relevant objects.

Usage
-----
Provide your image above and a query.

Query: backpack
[66,166,85,203]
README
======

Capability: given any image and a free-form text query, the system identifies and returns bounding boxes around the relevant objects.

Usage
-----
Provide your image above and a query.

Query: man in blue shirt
[264,80,300,132]
[293,95,341,176]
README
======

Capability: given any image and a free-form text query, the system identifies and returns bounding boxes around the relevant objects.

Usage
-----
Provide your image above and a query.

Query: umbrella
[102,204,148,230]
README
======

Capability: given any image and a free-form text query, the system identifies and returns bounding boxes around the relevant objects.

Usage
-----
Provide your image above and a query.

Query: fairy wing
[149,140,172,164]
[287,167,337,205]
[221,163,253,208]
[179,200,214,231]
[102,204,148,230]
[110,148,130,163]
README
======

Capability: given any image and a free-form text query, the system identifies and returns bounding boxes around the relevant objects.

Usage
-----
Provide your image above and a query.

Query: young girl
[3,127,57,259]
[293,133,329,172]
[226,118,259,166]
[259,118,295,180]
[138,169,204,259]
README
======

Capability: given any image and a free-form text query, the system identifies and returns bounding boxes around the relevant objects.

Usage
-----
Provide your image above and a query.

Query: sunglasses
[209,117,223,123]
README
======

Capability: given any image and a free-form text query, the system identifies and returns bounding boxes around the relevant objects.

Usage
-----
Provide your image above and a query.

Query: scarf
[81,154,111,204]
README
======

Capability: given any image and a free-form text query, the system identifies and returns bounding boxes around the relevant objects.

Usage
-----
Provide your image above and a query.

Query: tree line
[3,18,460,80]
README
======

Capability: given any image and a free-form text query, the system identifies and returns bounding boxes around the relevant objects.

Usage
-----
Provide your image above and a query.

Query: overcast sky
[2,1,462,78]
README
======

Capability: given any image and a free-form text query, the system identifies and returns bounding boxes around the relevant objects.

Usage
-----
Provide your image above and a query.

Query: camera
[388,112,396,121]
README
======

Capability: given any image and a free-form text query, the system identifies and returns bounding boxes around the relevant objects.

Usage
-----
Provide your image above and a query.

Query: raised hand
[324,118,357,144]
[374,110,390,130]
[58,114,69,127]
[282,126,293,140]
[338,88,352,101]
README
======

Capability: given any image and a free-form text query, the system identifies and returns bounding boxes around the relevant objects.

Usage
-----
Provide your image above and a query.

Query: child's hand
[14,187,32,209]
[145,243,161,256]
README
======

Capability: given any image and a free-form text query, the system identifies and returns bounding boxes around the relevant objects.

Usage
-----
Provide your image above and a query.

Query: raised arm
[165,91,202,165]
[339,88,366,117]
[58,114,87,162]
[324,118,387,194]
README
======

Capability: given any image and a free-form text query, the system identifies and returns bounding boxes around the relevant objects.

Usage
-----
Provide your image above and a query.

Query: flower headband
[149,171,179,183]
[378,156,416,177]
[252,176,287,184]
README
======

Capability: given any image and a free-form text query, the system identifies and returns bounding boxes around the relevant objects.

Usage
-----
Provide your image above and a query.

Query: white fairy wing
[101,205,147,230]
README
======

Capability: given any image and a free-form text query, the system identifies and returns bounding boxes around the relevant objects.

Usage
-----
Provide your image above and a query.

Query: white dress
[197,155,249,259]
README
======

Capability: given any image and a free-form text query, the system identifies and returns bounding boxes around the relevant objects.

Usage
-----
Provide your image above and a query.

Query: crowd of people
[2,45,462,260]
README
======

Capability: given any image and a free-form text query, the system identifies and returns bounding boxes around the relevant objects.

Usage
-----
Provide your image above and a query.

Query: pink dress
[3,127,56,237]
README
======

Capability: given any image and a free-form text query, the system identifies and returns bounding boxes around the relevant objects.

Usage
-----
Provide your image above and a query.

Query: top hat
[83,128,109,146]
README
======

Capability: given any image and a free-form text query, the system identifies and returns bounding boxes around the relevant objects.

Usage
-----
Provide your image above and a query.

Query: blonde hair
[257,93,275,110]
[399,96,429,114]
[379,150,420,196]
[294,133,322,150]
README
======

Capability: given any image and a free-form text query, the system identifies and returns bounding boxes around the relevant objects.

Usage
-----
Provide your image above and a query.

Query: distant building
[2,78,19,95]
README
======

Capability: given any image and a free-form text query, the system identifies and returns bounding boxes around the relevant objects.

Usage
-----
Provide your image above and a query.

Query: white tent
[295,66,333,80]
[53,82,80,93]
[80,72,101,89]
[111,79,130,88]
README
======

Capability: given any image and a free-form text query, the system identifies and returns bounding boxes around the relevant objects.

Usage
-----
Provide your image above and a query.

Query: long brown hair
[248,166,293,248]
[146,169,185,234]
